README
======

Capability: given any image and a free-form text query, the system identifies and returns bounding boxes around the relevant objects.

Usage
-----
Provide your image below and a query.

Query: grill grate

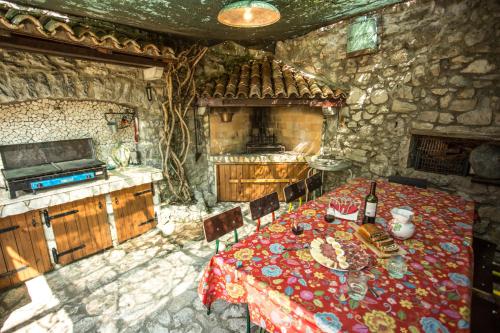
[408,135,481,176]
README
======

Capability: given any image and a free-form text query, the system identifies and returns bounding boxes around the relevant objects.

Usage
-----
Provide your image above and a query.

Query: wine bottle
[362,181,378,224]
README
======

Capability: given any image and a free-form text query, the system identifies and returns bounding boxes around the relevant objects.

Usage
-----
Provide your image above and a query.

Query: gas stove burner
[0,139,108,199]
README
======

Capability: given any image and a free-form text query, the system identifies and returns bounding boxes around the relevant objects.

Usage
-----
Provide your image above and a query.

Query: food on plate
[310,237,369,271]
[358,223,400,255]
[358,223,386,241]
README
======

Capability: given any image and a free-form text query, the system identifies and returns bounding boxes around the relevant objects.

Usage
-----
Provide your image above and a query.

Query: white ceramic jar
[389,208,415,240]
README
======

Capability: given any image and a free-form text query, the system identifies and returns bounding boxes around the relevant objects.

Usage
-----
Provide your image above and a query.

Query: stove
[1,139,108,199]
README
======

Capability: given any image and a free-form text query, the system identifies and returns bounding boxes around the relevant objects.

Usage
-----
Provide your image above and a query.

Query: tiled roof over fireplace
[200,58,346,101]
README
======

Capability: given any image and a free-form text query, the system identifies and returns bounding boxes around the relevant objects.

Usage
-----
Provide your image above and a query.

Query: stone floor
[0,203,286,333]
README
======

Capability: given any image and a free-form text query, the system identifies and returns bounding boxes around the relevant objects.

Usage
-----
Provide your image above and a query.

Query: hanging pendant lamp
[218,1,281,28]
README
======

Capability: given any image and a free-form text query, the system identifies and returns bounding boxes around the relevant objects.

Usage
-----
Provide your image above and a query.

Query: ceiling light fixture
[218,1,280,28]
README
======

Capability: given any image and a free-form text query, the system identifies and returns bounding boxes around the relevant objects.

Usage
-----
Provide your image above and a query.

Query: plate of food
[310,237,370,271]
[350,222,406,258]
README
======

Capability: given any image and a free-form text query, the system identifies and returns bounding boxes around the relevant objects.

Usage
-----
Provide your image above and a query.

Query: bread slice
[359,224,385,241]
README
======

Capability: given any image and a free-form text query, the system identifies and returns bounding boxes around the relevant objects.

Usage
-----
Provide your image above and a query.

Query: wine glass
[291,219,304,235]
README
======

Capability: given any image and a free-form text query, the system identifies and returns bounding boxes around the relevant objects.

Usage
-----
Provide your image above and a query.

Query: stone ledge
[0,166,163,218]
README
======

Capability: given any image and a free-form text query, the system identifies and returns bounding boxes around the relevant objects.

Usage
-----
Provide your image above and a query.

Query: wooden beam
[0,34,170,68]
[197,97,337,108]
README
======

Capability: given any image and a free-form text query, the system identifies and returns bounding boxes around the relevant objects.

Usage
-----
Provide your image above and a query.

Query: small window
[347,16,378,57]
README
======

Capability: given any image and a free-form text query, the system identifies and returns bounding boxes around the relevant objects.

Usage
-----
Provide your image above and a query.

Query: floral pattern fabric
[198,178,474,333]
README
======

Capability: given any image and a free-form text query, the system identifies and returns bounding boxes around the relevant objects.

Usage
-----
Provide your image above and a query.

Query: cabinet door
[111,184,156,243]
[46,196,112,265]
[217,163,309,202]
[0,211,52,290]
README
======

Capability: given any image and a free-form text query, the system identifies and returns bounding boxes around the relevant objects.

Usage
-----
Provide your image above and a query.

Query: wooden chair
[249,192,279,232]
[202,206,256,333]
[306,172,323,201]
[388,175,428,188]
[203,206,243,254]
[470,237,500,332]
[283,180,306,213]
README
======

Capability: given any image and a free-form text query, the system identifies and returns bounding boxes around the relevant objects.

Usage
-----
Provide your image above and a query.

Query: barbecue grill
[0,139,108,199]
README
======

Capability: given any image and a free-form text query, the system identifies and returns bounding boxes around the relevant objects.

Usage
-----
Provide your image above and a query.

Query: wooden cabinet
[217,163,309,202]
[111,184,156,243]
[45,195,112,265]
[0,211,52,290]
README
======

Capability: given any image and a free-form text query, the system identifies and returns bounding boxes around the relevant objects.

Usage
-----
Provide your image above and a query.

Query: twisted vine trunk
[159,45,207,203]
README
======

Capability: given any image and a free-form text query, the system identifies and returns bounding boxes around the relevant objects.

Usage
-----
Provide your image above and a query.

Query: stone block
[370,89,388,105]
[457,88,475,99]
[346,87,366,106]
[431,88,448,96]
[449,98,477,112]
[461,59,495,74]
[412,121,434,130]
[438,113,455,124]
[456,97,492,125]
[392,100,417,113]
[439,94,453,108]
[449,75,468,87]
[418,111,439,122]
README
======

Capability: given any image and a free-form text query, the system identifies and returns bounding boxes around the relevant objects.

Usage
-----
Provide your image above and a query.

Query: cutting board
[348,222,407,258]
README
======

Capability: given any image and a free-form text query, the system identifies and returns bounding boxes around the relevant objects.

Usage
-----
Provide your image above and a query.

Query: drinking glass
[347,271,368,301]
[291,220,304,235]
[386,255,407,279]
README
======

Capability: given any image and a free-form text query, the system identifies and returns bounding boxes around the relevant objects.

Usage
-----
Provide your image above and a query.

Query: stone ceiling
[10,0,402,43]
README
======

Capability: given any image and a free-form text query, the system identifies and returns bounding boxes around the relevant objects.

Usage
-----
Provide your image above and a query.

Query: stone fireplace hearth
[209,105,324,155]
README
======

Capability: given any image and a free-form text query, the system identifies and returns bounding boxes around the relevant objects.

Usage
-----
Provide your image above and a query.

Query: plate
[310,237,369,271]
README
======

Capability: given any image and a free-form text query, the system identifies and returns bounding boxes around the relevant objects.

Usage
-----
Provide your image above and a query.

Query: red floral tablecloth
[198,178,474,333]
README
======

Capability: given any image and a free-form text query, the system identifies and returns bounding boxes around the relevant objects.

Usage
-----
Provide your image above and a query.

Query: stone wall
[275,0,500,243]
[0,49,165,182]
[0,99,135,164]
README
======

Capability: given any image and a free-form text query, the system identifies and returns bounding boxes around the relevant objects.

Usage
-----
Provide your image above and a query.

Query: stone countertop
[209,152,308,163]
[0,166,163,219]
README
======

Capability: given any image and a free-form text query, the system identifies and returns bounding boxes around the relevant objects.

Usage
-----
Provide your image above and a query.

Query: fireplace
[209,106,324,156]
[246,107,285,153]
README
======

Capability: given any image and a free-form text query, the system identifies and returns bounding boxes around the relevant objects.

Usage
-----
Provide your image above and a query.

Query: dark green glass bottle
[362,181,378,224]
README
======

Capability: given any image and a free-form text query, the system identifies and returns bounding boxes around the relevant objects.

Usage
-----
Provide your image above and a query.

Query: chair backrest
[472,236,497,293]
[249,192,279,220]
[306,172,322,193]
[388,175,428,189]
[203,206,243,242]
[283,180,306,203]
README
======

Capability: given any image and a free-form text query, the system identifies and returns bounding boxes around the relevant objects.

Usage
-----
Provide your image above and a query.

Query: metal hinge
[52,244,85,264]
[134,189,153,197]
[0,225,19,234]
[0,265,28,279]
[43,209,79,227]
[138,212,158,227]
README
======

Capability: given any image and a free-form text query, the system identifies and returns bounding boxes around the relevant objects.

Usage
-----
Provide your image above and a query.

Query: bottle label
[365,202,377,217]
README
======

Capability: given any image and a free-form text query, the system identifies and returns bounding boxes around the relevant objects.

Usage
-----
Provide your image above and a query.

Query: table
[198,178,475,333]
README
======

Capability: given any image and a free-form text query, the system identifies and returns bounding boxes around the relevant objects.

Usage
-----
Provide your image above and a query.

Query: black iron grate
[408,135,483,176]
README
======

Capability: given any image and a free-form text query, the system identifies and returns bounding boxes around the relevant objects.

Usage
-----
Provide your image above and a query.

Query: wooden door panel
[47,195,111,265]
[217,163,309,202]
[0,211,51,290]
[111,184,156,243]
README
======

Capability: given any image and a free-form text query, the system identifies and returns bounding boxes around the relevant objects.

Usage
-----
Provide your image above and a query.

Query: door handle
[98,201,103,209]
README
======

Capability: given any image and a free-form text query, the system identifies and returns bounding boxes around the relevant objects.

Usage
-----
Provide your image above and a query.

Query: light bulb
[243,8,253,21]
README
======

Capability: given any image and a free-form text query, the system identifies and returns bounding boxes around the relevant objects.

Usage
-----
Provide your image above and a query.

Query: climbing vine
[159,45,208,203]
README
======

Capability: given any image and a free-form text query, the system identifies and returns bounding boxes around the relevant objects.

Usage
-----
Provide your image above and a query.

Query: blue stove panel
[30,172,96,190]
